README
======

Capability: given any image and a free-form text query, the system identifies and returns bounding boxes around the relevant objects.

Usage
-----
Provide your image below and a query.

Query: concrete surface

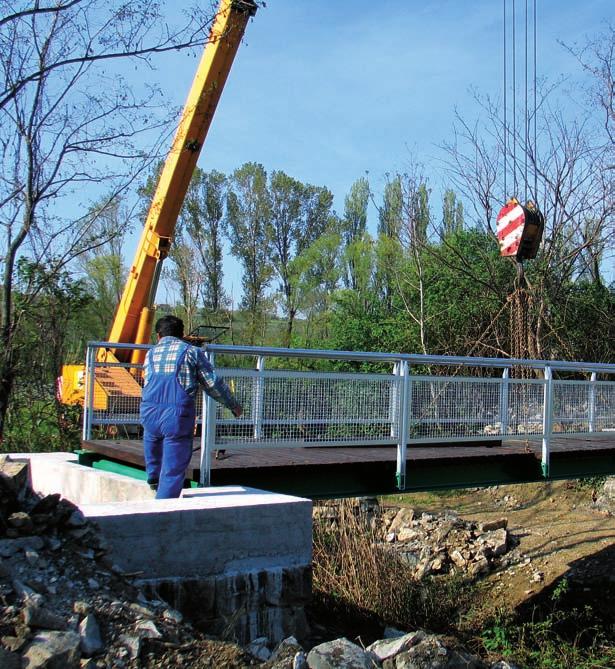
[10,453,312,579]
[16,451,155,503]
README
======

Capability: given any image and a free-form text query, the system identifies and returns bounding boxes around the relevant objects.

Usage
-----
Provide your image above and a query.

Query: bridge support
[541,365,553,477]
[395,361,410,490]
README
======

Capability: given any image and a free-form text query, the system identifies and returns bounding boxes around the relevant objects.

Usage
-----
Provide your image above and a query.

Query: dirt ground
[398,479,615,615]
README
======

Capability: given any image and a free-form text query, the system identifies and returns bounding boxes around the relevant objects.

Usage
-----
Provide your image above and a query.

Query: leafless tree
[440,43,615,361]
[0,1,216,438]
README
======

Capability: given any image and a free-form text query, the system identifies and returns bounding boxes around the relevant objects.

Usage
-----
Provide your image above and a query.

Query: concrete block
[9,451,313,643]
[80,486,312,578]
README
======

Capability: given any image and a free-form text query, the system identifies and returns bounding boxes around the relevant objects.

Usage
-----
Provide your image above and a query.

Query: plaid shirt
[143,336,238,410]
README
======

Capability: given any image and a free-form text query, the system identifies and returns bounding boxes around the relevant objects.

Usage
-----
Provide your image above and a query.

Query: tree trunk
[284,308,296,348]
[0,349,16,441]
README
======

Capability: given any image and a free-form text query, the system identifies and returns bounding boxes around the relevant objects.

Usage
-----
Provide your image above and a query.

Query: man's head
[155,315,184,340]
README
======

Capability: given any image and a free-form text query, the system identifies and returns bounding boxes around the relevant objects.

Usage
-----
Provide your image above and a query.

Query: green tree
[292,227,342,348]
[226,162,273,344]
[378,177,404,239]
[184,169,228,314]
[375,177,404,306]
[341,177,370,290]
[442,189,464,236]
[5,260,92,451]
[268,171,335,346]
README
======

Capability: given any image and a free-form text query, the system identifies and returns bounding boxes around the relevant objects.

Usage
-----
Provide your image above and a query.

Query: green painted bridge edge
[75,451,201,488]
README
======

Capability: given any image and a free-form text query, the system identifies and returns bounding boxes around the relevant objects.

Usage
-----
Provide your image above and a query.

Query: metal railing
[82,342,615,489]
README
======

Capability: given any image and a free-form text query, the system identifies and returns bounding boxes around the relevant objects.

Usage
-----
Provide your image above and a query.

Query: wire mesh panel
[91,361,143,426]
[595,382,615,432]
[552,380,591,434]
[214,369,400,447]
[408,376,503,441]
[506,379,545,435]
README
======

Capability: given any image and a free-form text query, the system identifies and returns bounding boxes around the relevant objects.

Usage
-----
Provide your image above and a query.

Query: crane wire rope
[525,0,529,202]
[512,0,517,196]
[503,0,507,199]
[533,0,538,203]
[501,0,541,376]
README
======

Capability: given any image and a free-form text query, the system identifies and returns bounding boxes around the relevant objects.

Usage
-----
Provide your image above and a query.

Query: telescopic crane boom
[111,0,257,364]
[60,0,257,404]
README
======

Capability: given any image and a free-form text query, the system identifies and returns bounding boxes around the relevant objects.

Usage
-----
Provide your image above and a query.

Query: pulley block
[496,198,544,261]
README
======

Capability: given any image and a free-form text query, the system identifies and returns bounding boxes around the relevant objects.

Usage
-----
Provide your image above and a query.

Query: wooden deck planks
[82,434,615,478]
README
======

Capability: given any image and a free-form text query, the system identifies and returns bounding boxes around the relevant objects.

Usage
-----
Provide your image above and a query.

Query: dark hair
[155,315,184,338]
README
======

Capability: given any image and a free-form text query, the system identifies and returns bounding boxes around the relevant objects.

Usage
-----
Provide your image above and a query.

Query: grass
[479,606,615,669]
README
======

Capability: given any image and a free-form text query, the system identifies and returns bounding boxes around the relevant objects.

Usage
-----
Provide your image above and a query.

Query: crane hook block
[496,198,544,261]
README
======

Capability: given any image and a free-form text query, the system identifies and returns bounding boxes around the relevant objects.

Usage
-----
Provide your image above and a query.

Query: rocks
[21,630,81,669]
[23,604,67,630]
[367,631,426,662]
[480,518,508,533]
[377,504,514,580]
[247,636,272,661]
[389,634,487,668]
[0,647,21,669]
[79,614,104,656]
[306,637,374,669]
[593,477,615,515]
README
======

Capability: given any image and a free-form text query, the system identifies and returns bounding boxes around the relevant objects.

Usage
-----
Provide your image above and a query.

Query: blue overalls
[140,344,195,499]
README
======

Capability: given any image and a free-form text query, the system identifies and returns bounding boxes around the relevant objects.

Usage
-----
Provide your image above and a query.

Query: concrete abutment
[12,452,313,644]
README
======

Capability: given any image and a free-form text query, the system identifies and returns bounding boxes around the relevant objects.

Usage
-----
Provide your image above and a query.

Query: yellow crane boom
[60,0,257,404]
[110,0,257,363]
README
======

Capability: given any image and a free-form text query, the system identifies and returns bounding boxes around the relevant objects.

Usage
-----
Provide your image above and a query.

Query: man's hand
[231,404,243,418]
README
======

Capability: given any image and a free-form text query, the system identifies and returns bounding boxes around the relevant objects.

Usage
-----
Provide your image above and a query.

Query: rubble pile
[315,498,517,582]
[300,632,520,669]
[381,506,514,580]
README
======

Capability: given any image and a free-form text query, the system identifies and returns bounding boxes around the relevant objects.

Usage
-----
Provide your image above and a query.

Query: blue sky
[144,0,613,302]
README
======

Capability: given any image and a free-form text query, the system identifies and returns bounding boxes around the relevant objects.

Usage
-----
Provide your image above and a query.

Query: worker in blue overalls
[140,315,242,498]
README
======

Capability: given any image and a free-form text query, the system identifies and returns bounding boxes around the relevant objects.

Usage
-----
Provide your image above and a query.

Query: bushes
[2,397,81,453]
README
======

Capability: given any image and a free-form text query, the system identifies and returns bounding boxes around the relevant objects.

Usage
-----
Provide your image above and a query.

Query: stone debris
[79,613,104,656]
[1,457,523,668]
[370,500,516,580]
[316,499,517,581]
[592,476,615,515]
[306,637,374,669]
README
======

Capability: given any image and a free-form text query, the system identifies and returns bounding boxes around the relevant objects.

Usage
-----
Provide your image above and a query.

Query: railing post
[253,355,265,440]
[200,351,217,487]
[83,344,97,441]
[589,372,597,433]
[500,367,510,437]
[390,361,400,438]
[542,365,553,478]
[396,361,410,490]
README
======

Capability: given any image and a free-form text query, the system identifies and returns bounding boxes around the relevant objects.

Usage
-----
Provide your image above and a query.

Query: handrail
[87,340,615,373]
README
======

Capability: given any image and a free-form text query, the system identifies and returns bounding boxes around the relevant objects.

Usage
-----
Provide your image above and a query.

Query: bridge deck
[81,434,615,498]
